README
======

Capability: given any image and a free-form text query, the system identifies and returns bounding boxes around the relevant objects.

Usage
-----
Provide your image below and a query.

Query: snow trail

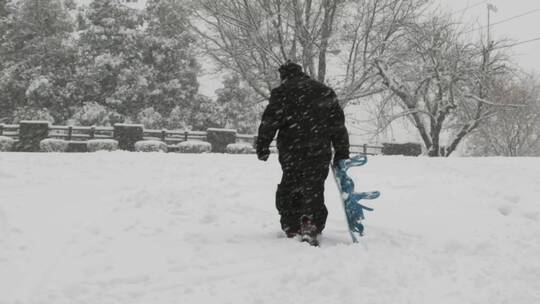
[0,153,539,303]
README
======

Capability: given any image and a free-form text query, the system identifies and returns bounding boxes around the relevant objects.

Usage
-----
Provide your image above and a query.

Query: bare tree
[468,73,540,156]
[374,14,516,156]
[337,0,427,103]
[191,0,426,103]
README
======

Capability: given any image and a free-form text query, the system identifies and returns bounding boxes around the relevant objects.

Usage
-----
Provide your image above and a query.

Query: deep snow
[0,153,539,304]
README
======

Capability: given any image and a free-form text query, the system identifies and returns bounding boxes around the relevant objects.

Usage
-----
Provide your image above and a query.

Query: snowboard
[331,155,380,243]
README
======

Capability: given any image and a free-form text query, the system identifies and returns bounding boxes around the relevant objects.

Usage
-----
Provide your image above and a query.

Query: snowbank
[177,140,211,153]
[87,139,118,152]
[134,140,168,153]
[39,138,68,152]
[0,154,539,304]
[0,135,15,151]
[226,142,255,154]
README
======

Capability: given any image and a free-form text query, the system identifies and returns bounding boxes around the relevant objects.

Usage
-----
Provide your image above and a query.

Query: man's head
[278,60,303,81]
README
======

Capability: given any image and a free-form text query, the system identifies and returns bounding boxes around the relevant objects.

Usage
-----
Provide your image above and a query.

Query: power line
[450,0,489,16]
[465,8,540,34]
[494,36,540,50]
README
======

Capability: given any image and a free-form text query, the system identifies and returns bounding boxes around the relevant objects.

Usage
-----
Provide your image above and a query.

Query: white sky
[436,0,540,73]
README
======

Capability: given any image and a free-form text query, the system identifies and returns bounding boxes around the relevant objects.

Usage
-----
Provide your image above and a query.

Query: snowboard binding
[332,155,380,242]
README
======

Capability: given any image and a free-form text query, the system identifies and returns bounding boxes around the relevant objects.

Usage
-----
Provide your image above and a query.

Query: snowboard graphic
[331,155,380,243]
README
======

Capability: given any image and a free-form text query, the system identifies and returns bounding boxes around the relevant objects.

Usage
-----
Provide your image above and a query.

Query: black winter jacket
[256,75,350,161]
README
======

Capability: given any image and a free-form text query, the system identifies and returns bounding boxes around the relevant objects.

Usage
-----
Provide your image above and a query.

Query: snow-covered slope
[0,153,539,303]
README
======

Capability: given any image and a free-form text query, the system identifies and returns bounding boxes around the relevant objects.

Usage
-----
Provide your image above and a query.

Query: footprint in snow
[497,205,512,216]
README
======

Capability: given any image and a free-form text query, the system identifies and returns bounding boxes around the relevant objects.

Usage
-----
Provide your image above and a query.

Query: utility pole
[480,3,497,102]
[486,4,498,50]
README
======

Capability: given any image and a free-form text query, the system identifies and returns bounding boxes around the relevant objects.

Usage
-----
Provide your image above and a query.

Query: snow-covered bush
[40,138,69,152]
[87,139,119,152]
[134,140,168,152]
[0,136,15,152]
[226,143,255,154]
[69,102,116,126]
[137,107,164,129]
[12,107,55,124]
[177,141,212,153]
[382,142,422,156]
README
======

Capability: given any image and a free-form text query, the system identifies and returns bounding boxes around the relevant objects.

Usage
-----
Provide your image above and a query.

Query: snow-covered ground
[0,153,539,304]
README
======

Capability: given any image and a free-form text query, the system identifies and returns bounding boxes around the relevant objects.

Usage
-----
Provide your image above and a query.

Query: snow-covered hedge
[134,140,168,152]
[40,138,68,152]
[177,141,212,153]
[226,143,255,154]
[382,142,422,156]
[87,139,119,152]
[0,136,15,152]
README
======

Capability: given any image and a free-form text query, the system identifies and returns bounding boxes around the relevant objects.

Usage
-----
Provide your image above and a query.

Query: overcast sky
[436,0,540,73]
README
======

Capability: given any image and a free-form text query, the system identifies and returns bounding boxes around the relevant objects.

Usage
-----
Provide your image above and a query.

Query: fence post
[206,128,237,153]
[161,130,167,142]
[89,127,95,139]
[17,121,50,152]
[67,126,73,141]
[0,124,3,136]
[184,131,189,142]
[363,144,367,155]
[114,123,144,151]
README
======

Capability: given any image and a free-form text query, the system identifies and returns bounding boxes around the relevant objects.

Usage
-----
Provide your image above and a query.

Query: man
[256,61,350,245]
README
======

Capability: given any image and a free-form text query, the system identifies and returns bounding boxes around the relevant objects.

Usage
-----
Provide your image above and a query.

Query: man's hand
[333,152,349,168]
[257,148,270,161]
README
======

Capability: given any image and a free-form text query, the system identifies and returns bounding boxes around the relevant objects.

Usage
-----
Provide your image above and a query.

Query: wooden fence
[0,123,383,155]
[0,124,19,139]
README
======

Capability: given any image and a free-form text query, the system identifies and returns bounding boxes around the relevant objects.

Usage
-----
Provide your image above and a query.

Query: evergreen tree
[0,0,8,18]
[0,0,77,123]
[73,0,147,120]
[186,94,222,131]
[215,74,262,133]
[143,0,199,117]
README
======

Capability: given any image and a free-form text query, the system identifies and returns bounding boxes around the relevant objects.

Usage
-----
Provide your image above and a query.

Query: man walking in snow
[256,61,350,245]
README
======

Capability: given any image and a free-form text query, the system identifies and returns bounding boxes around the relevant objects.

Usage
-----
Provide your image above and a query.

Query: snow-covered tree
[137,107,164,129]
[215,74,262,134]
[192,0,426,103]
[0,0,7,17]
[72,0,146,120]
[69,101,120,126]
[185,95,222,131]
[143,0,199,117]
[0,0,77,123]
[374,14,512,156]
[467,73,540,156]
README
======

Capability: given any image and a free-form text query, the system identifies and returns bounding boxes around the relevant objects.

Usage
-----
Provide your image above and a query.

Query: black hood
[278,61,306,81]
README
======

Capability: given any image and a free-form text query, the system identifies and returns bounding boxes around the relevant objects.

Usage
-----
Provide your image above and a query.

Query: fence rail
[0,124,20,139]
[48,125,114,141]
[0,122,384,155]
[142,129,207,143]
[350,144,383,155]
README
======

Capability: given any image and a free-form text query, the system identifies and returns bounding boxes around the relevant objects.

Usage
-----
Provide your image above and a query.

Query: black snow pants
[275,149,331,234]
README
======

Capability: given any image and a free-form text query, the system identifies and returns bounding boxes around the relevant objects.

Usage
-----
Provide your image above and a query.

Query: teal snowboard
[331,155,380,243]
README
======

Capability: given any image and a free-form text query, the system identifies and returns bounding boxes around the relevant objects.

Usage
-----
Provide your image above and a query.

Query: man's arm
[328,93,350,162]
[256,89,284,161]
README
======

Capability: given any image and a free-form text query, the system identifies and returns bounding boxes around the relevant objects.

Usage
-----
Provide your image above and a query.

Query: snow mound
[134,140,167,153]
[226,143,255,154]
[0,135,15,151]
[0,154,539,304]
[39,138,68,152]
[87,139,119,152]
[177,140,211,153]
